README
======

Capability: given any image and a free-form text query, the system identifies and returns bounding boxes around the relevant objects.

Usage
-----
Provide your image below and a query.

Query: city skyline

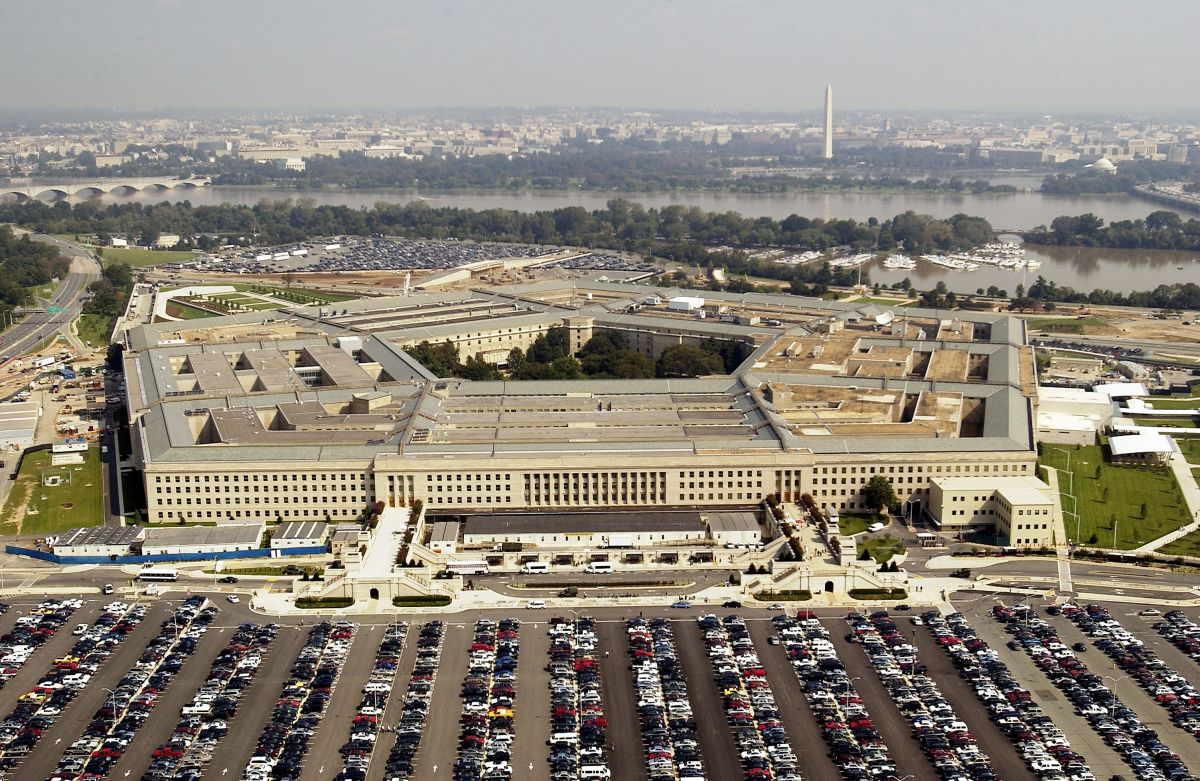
[3,0,1200,115]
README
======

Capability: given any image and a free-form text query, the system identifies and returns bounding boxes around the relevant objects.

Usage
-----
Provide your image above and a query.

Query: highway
[0,232,100,360]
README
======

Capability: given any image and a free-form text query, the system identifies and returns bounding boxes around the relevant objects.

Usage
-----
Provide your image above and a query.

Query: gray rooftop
[55,525,145,549]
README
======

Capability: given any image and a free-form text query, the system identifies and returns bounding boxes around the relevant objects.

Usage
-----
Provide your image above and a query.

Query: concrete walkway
[1041,466,1074,593]
[1135,451,1200,553]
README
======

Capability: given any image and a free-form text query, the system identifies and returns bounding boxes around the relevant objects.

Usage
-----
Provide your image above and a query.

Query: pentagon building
[122,281,1038,525]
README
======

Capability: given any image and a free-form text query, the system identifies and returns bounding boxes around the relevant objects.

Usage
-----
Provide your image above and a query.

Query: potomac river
[31,185,1200,294]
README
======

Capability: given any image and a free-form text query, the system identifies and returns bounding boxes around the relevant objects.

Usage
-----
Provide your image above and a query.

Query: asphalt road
[11,602,173,780]
[215,623,310,778]
[300,625,381,781]
[365,621,421,781]
[104,626,229,780]
[672,616,745,781]
[1042,610,1200,771]
[594,620,649,781]
[409,620,468,778]
[954,600,1131,781]
[511,619,549,781]
[0,232,99,360]
[744,617,843,781]
[829,620,943,781]
[908,619,1040,781]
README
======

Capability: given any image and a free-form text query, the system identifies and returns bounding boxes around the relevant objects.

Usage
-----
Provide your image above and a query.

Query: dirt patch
[60,502,74,510]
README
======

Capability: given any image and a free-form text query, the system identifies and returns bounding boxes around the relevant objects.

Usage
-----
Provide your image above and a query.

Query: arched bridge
[2,176,212,200]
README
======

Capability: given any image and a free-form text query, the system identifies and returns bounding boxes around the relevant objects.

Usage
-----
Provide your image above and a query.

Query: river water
[27,184,1200,294]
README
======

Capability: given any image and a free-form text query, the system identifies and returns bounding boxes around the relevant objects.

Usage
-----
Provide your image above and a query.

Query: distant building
[109,237,128,248]
[272,158,306,172]
[154,234,181,249]
[823,85,833,159]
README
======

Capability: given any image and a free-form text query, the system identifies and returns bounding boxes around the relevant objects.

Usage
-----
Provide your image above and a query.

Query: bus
[136,566,178,582]
[445,560,489,576]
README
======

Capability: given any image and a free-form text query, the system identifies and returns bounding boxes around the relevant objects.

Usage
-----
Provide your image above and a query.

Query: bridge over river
[2,176,211,199]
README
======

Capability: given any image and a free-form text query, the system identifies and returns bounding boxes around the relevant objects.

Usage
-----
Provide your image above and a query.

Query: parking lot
[2,593,1200,781]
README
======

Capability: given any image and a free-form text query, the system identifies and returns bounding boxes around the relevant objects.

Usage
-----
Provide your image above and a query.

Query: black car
[723,600,742,608]
[218,576,239,584]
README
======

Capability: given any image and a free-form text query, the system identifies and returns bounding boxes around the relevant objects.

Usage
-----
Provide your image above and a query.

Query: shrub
[295,596,354,609]
[755,589,812,601]
[392,595,452,607]
[847,588,908,601]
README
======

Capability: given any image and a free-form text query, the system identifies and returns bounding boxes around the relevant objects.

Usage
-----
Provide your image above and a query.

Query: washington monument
[823,84,833,159]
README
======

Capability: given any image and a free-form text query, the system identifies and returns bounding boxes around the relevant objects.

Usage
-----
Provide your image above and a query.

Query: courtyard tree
[863,475,898,516]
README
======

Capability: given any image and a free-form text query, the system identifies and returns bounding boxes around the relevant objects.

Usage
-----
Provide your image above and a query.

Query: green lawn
[1159,530,1200,558]
[1025,316,1107,335]
[857,536,906,564]
[164,300,218,320]
[1122,416,1200,429]
[207,294,283,312]
[98,247,195,268]
[0,448,104,536]
[1138,398,1200,411]
[837,513,884,536]
[1179,439,1200,465]
[76,313,113,348]
[1040,444,1189,549]
[235,284,355,304]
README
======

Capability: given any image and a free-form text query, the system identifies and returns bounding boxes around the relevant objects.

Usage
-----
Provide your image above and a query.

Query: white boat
[882,255,916,270]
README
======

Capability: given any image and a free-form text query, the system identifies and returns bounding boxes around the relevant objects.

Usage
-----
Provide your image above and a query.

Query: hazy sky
[4,0,1198,115]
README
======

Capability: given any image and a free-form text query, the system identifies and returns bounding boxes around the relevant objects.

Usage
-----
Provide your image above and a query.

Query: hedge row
[756,590,812,601]
[295,597,354,609]
[847,588,908,601]
[392,595,452,607]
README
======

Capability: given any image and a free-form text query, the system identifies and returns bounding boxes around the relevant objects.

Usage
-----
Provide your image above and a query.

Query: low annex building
[269,520,329,551]
[141,523,265,556]
[122,281,1039,548]
[51,526,145,558]
[928,475,1056,547]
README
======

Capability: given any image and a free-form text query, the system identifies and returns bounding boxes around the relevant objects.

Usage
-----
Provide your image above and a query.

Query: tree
[862,475,898,515]
[655,345,724,378]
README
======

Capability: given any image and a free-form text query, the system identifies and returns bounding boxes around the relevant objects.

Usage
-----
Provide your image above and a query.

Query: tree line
[1025,210,1200,251]
[0,197,995,258]
[407,327,750,382]
[0,225,70,308]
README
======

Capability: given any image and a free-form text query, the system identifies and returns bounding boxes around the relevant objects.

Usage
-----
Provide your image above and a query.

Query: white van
[550,733,579,745]
[521,562,549,575]
[581,767,612,779]
[585,562,614,574]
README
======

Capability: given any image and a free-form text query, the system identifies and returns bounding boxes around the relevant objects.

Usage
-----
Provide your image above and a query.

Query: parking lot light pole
[1102,674,1128,718]
[844,676,861,710]
[101,686,117,732]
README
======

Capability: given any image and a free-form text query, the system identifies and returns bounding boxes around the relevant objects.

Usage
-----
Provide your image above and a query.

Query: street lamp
[843,676,861,710]
[101,686,117,732]
[1102,674,1127,717]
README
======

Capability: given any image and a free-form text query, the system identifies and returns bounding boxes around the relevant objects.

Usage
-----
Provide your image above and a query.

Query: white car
[527,600,546,609]
[867,522,885,533]
[226,595,240,604]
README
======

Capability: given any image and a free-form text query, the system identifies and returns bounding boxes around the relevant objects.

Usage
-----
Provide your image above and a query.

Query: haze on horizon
[4,0,1198,116]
